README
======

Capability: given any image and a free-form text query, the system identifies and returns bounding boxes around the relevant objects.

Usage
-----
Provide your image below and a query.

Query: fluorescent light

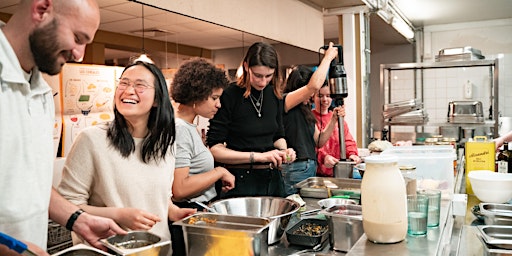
[391,15,415,40]
[377,8,392,23]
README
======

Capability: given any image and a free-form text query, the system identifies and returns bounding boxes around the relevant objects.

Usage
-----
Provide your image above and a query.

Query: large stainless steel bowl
[209,196,300,244]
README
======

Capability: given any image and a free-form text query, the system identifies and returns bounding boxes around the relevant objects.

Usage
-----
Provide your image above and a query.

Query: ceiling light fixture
[363,0,415,41]
[236,32,245,78]
[134,4,154,64]
[388,1,415,40]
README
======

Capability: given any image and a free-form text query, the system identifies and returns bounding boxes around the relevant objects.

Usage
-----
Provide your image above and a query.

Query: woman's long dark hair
[237,42,283,99]
[107,61,175,164]
[284,65,317,124]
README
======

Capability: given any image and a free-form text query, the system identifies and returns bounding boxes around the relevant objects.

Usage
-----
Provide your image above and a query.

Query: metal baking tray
[480,203,512,225]
[475,229,512,256]
[294,177,361,199]
[383,99,422,119]
[477,225,512,250]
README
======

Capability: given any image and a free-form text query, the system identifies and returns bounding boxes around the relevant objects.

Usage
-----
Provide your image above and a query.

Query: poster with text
[60,63,124,156]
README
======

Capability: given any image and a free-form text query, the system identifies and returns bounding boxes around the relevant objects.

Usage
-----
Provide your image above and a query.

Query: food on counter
[368,140,393,152]
[293,222,328,236]
[188,216,217,225]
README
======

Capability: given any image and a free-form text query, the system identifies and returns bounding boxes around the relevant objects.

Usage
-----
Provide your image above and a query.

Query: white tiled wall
[385,54,511,138]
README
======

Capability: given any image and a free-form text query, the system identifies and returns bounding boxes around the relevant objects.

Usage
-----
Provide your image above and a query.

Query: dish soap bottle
[361,155,407,243]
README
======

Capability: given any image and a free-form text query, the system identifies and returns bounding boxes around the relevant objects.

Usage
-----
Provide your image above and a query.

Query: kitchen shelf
[380,59,499,141]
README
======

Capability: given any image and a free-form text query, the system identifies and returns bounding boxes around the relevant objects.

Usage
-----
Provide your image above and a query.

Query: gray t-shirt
[174,118,216,202]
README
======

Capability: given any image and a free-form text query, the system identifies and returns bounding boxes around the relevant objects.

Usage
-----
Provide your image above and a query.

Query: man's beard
[29,19,73,75]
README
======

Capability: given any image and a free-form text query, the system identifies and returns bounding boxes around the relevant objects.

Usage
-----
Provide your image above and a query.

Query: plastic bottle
[361,155,407,243]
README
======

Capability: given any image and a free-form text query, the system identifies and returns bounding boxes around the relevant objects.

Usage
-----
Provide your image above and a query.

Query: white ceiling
[1,0,511,60]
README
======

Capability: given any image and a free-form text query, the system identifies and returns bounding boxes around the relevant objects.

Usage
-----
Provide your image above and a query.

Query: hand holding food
[115,208,161,230]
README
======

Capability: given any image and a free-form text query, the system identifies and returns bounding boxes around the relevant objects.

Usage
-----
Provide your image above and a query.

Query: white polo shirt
[0,27,55,249]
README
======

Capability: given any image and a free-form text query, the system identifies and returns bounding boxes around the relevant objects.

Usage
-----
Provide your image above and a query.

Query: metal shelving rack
[379,59,500,140]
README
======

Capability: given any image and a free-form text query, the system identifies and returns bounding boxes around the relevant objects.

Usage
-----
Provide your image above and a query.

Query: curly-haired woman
[170,58,235,208]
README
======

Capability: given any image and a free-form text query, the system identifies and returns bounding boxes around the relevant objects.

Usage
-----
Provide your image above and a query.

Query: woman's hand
[168,203,197,222]
[114,208,161,231]
[324,42,339,63]
[331,106,345,120]
[323,154,339,168]
[216,167,235,192]
[282,148,296,164]
[349,155,362,164]
[254,149,287,167]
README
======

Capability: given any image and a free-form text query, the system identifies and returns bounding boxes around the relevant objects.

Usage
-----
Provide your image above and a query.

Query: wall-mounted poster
[60,63,124,156]
[43,73,62,158]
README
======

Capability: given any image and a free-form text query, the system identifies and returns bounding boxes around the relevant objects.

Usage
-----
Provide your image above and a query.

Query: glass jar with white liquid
[361,155,407,243]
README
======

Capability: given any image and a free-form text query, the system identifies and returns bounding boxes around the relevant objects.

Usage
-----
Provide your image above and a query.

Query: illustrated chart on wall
[60,63,124,156]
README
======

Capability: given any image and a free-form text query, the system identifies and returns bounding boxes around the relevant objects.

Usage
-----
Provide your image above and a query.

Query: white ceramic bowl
[469,170,512,203]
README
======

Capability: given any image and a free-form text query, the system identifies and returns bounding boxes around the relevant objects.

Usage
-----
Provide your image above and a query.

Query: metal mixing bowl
[209,196,301,244]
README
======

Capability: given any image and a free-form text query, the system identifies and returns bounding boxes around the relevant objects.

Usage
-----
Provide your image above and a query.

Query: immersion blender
[320,44,352,178]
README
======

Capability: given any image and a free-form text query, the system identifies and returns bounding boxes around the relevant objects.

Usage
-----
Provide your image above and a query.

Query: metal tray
[100,231,170,256]
[286,219,329,247]
[383,99,422,119]
[173,213,271,256]
[51,244,112,256]
[293,177,361,199]
[480,203,512,225]
[475,230,512,256]
[477,225,512,250]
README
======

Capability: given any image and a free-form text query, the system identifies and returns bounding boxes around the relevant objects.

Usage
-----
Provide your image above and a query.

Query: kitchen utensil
[447,100,484,123]
[172,212,270,256]
[209,197,300,245]
[194,201,217,213]
[0,232,38,256]
[289,237,329,256]
[293,177,361,199]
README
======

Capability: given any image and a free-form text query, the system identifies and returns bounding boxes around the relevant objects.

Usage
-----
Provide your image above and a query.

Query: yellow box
[465,136,495,195]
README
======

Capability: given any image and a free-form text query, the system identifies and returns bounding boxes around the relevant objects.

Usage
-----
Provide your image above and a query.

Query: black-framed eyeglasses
[116,78,154,93]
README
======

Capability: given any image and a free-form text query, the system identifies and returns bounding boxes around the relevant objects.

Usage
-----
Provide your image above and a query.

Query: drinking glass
[407,194,428,236]
[418,189,442,227]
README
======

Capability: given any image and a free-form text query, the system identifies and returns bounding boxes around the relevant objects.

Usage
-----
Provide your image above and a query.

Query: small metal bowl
[100,231,170,256]
[317,198,357,209]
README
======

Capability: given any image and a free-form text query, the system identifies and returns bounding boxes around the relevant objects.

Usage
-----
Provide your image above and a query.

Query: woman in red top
[312,85,361,177]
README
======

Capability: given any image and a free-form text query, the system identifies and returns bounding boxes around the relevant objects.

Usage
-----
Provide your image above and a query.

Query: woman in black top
[206,42,296,198]
[282,43,343,195]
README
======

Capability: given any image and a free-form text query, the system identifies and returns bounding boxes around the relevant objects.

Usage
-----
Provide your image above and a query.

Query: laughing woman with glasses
[58,61,196,253]
[206,42,296,198]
